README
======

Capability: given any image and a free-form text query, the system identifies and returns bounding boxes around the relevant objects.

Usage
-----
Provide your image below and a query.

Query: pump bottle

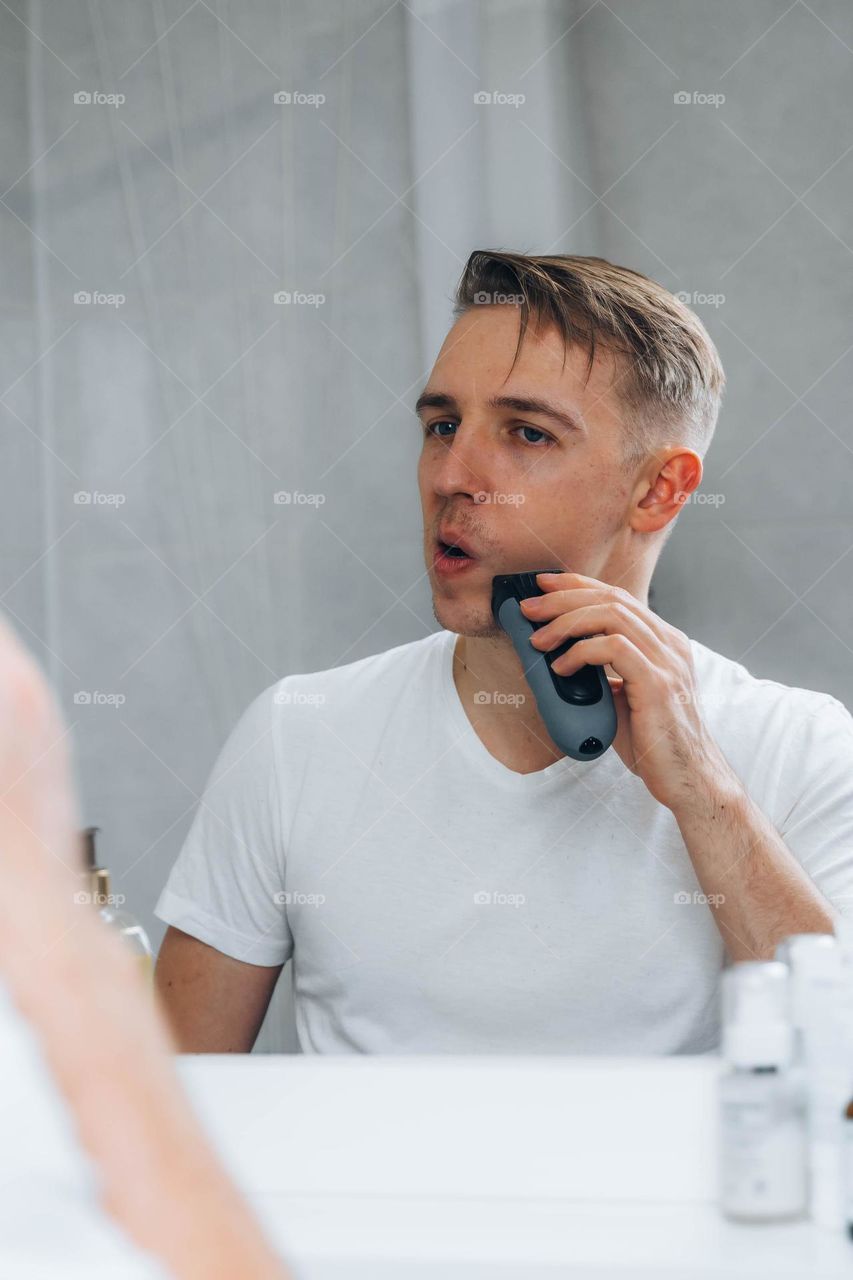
[80,827,154,979]
[719,959,807,1221]
[775,932,846,1228]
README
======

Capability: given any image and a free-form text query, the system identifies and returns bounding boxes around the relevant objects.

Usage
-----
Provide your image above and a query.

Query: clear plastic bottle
[719,960,807,1222]
[835,919,853,1240]
[80,827,154,980]
[774,932,846,1228]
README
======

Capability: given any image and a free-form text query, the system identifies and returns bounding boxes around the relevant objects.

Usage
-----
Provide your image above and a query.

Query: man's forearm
[671,768,837,961]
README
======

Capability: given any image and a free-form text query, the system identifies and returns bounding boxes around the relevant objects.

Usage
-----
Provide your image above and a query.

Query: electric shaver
[491,570,617,762]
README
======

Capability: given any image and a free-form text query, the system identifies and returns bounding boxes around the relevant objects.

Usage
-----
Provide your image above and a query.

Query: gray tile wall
[4,1,851,1050]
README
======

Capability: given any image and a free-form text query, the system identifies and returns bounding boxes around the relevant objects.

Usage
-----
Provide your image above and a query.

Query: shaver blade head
[490,569,564,624]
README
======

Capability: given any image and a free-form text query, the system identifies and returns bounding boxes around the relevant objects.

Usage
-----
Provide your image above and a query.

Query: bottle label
[720,1093,807,1218]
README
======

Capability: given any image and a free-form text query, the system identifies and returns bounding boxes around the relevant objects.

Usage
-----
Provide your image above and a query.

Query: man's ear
[632,449,703,534]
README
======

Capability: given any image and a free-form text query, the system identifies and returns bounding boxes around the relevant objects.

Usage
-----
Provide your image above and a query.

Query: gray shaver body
[491,571,617,763]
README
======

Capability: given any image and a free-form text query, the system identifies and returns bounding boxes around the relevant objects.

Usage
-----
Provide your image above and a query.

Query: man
[155,250,853,1055]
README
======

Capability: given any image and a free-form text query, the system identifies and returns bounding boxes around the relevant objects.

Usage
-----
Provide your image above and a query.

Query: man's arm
[671,774,837,961]
[524,571,851,960]
[155,926,283,1052]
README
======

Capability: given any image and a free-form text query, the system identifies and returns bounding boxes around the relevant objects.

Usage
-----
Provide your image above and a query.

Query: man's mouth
[436,528,478,558]
[439,540,472,559]
[434,531,480,573]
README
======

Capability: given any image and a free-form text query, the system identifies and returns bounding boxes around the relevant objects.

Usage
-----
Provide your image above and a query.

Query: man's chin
[431,597,502,639]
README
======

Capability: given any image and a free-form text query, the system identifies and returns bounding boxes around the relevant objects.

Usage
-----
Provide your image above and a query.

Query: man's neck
[451,632,566,774]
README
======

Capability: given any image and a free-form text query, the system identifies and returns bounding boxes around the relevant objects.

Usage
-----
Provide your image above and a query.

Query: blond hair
[452,250,726,466]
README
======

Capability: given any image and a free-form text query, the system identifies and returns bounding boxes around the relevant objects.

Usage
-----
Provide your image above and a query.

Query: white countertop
[174,1054,853,1278]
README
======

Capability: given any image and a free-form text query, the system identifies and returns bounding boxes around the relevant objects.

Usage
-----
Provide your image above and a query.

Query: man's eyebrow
[414,390,457,416]
[489,394,586,435]
[414,389,585,434]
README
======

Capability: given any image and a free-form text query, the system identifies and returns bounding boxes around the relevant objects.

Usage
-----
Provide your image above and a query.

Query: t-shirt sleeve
[154,684,294,966]
[775,694,853,922]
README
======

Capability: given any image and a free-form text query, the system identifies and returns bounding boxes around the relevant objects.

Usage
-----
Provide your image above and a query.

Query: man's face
[417,304,637,637]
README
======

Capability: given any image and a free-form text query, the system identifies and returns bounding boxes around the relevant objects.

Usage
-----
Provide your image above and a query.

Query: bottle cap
[80,826,100,871]
[91,866,111,904]
[774,933,841,1042]
[722,960,793,1068]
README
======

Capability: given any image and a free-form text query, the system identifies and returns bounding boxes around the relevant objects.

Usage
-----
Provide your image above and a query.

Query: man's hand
[520,569,736,812]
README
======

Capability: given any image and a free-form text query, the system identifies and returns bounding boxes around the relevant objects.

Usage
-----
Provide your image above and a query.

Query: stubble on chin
[431,598,502,639]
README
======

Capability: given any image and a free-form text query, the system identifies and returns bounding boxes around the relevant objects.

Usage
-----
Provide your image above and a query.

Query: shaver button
[546,636,602,705]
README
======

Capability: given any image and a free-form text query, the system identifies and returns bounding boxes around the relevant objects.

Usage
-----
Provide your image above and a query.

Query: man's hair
[452,250,726,468]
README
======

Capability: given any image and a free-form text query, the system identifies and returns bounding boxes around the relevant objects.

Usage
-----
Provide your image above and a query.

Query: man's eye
[422,420,553,445]
[513,425,553,445]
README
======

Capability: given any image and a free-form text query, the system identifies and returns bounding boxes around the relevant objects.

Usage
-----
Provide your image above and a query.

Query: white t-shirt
[155,629,853,1055]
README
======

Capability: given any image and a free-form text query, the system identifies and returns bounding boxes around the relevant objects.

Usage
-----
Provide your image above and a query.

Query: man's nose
[430,421,492,498]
